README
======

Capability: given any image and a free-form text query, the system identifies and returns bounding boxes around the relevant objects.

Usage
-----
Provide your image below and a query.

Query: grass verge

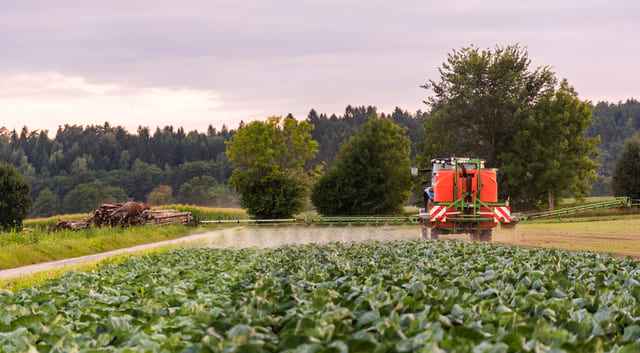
[0,243,182,291]
[0,224,206,271]
[0,204,247,272]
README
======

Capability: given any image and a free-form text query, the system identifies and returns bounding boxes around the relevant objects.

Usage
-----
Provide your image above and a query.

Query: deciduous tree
[420,44,599,209]
[177,175,237,207]
[0,162,32,229]
[311,113,412,215]
[612,134,640,199]
[226,116,320,218]
[147,185,175,206]
[500,80,600,210]
[421,44,556,169]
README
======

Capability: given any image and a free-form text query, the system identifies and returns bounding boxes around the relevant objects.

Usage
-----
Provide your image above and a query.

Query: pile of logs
[139,209,194,226]
[55,219,90,231]
[55,202,193,230]
[91,202,151,227]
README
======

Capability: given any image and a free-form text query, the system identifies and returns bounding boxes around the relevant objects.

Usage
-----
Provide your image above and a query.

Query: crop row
[1,240,640,352]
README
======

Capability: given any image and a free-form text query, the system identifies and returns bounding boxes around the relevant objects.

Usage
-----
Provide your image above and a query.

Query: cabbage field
[2,240,640,352]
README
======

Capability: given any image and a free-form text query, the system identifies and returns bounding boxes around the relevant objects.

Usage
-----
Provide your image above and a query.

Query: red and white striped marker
[430,205,448,222]
[494,206,510,223]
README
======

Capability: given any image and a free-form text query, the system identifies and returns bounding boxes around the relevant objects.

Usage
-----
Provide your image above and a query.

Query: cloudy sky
[0,0,638,134]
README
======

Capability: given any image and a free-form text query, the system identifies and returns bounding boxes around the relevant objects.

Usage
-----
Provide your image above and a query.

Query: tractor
[412,156,511,241]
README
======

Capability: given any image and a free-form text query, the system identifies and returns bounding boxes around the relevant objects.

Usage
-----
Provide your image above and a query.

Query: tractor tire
[429,227,440,240]
[470,231,481,241]
[420,226,429,239]
[480,229,492,242]
[420,226,440,240]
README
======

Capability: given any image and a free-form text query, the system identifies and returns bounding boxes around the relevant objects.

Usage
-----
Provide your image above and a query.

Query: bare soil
[444,218,640,259]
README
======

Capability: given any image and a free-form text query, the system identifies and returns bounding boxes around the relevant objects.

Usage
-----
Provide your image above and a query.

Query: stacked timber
[54,202,192,230]
[91,202,151,227]
[139,209,193,226]
[55,219,90,231]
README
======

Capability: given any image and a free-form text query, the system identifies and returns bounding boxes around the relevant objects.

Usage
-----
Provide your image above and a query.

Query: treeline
[0,123,238,217]
[308,105,426,167]
[1,98,633,217]
[0,105,426,217]
[0,123,234,176]
[586,99,640,195]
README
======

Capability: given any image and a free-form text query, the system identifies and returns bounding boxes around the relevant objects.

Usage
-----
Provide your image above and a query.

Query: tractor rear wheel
[420,226,440,240]
[480,229,492,242]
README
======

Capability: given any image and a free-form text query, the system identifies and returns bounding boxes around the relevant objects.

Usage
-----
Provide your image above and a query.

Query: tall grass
[0,205,247,271]
[158,204,248,224]
[22,213,91,230]
[0,224,198,271]
[0,243,183,291]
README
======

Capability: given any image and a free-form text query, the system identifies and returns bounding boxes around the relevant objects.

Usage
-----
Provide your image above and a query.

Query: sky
[0,0,638,135]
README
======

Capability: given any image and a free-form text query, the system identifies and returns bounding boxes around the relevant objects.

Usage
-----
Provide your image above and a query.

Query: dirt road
[0,227,242,280]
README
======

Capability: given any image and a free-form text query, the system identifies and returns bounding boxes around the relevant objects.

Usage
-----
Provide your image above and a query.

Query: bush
[612,134,640,198]
[0,163,33,229]
[311,113,412,215]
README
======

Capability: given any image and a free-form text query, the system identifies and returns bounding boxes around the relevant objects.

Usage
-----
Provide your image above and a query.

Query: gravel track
[0,227,242,280]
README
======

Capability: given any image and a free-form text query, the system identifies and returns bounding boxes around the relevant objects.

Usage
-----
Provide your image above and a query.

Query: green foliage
[2,108,424,216]
[587,99,640,177]
[307,106,427,167]
[500,80,600,210]
[0,162,32,229]
[147,185,175,206]
[30,188,60,218]
[420,44,556,168]
[62,181,128,214]
[420,44,600,210]
[2,240,640,351]
[227,116,320,218]
[0,124,236,205]
[312,113,412,215]
[236,174,307,219]
[612,134,640,198]
[177,175,238,207]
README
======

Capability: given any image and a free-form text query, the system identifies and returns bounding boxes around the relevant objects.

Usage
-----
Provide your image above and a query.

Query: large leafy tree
[420,44,598,209]
[612,134,640,198]
[0,162,32,229]
[421,44,556,168]
[311,113,412,215]
[226,116,320,218]
[500,80,600,210]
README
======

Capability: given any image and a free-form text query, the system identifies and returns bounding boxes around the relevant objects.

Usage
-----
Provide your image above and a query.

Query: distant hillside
[0,105,424,217]
[585,99,640,195]
[1,98,634,213]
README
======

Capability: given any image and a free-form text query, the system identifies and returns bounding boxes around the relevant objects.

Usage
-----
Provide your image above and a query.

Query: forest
[586,99,640,195]
[0,99,637,217]
[0,105,425,217]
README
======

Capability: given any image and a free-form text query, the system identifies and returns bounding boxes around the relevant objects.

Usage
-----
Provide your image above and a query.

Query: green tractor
[412,156,511,241]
